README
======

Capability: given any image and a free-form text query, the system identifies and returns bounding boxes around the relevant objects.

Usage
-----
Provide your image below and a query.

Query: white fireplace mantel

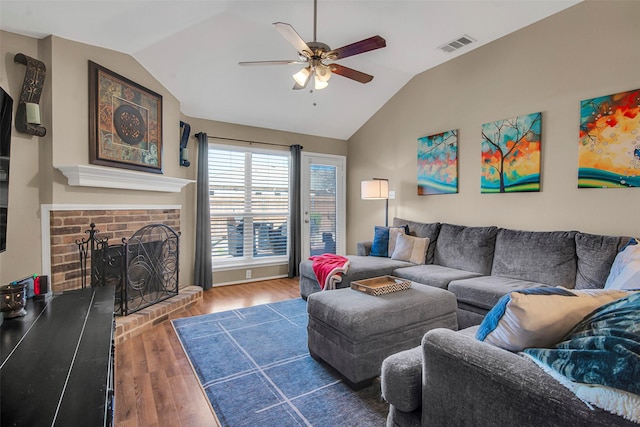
[56,164,194,192]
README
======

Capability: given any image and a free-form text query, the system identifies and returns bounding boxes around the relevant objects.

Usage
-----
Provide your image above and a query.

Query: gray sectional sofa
[299,217,636,426]
[382,326,637,427]
[300,217,628,328]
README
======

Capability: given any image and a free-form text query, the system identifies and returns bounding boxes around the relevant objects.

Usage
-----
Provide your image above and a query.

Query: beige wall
[0,31,44,283]
[187,117,347,157]
[347,1,640,251]
[0,30,346,286]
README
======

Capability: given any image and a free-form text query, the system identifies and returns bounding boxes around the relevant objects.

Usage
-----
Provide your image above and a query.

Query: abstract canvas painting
[578,88,640,188]
[481,112,541,193]
[417,129,458,195]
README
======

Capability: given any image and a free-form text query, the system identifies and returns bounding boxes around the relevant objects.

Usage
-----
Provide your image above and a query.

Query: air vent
[439,35,475,53]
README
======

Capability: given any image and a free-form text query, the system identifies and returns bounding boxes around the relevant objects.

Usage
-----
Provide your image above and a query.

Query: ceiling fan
[239,0,386,90]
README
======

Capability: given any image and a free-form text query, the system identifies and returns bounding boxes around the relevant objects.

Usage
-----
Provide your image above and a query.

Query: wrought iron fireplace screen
[77,223,179,316]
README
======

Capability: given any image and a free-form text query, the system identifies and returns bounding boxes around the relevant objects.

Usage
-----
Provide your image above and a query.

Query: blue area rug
[171,298,388,426]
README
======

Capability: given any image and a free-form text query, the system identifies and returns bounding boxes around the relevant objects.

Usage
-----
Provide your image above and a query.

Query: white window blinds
[208,145,289,264]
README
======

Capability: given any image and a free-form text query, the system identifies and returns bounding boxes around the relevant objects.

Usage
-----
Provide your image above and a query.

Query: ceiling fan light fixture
[245,0,386,90]
[314,76,329,90]
[315,64,332,82]
[293,67,311,86]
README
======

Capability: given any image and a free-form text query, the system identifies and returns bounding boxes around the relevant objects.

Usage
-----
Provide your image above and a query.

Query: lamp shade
[361,179,389,199]
[315,64,332,82]
[293,67,311,86]
[314,77,328,90]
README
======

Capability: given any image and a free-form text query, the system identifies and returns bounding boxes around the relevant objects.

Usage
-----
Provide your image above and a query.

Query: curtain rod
[206,135,290,148]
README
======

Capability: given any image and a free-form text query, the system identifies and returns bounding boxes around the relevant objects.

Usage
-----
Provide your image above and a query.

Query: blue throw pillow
[370,225,408,257]
[370,226,390,257]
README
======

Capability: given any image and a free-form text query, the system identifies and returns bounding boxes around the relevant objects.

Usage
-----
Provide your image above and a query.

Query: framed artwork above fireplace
[88,61,163,174]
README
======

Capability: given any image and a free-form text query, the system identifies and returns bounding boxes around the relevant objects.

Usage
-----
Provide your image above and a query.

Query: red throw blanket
[309,254,350,291]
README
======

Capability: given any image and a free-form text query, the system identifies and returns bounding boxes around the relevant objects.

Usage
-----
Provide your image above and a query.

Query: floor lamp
[361,178,389,226]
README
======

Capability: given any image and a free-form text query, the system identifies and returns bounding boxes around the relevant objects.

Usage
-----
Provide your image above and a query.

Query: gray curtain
[288,144,303,277]
[194,132,212,289]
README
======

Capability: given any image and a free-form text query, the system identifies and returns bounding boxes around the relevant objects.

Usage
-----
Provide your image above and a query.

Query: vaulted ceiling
[0,1,581,139]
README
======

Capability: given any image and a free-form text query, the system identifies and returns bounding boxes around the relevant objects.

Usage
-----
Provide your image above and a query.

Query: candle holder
[0,283,27,319]
[14,53,47,137]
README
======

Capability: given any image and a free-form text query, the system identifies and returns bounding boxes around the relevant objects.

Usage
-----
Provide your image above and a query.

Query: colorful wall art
[417,130,458,195]
[481,112,541,193]
[578,88,640,188]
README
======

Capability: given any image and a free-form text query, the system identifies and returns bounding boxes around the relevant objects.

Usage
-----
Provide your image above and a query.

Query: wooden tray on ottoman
[351,276,412,296]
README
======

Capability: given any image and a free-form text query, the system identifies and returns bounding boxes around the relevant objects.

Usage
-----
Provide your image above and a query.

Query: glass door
[301,153,346,260]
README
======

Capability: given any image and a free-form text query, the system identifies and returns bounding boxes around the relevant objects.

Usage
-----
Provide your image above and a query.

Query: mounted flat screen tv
[0,87,13,253]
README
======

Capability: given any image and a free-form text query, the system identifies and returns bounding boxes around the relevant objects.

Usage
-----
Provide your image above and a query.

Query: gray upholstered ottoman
[306,282,458,389]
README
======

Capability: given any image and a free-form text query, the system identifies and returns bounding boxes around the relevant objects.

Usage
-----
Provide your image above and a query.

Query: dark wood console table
[1,286,115,426]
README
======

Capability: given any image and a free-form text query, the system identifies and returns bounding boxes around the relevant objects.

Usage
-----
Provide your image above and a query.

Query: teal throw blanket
[524,292,640,395]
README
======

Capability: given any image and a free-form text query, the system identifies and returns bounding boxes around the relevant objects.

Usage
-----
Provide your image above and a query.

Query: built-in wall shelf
[56,164,194,192]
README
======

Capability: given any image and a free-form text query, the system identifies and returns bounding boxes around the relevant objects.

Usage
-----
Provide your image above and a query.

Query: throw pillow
[604,238,640,290]
[476,287,631,352]
[388,226,409,256]
[370,225,407,257]
[370,226,389,257]
[391,234,430,265]
[392,218,441,264]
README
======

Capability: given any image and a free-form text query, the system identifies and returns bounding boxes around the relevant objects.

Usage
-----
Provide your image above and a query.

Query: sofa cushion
[575,232,631,289]
[433,223,498,275]
[356,240,372,256]
[476,287,630,352]
[449,275,551,311]
[391,234,429,265]
[393,264,482,289]
[392,218,441,264]
[605,238,640,290]
[491,228,577,288]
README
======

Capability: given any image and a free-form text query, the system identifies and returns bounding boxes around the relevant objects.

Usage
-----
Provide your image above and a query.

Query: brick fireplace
[43,205,180,293]
[41,204,203,343]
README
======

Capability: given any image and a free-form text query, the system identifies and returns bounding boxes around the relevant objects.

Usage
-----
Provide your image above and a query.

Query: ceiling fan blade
[325,35,386,60]
[329,64,374,84]
[273,22,313,57]
[239,60,307,66]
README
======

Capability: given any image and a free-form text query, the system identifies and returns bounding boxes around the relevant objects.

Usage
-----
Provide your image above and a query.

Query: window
[208,144,289,267]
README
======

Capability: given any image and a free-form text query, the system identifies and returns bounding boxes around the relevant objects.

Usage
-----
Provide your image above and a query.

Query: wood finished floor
[114,277,301,427]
